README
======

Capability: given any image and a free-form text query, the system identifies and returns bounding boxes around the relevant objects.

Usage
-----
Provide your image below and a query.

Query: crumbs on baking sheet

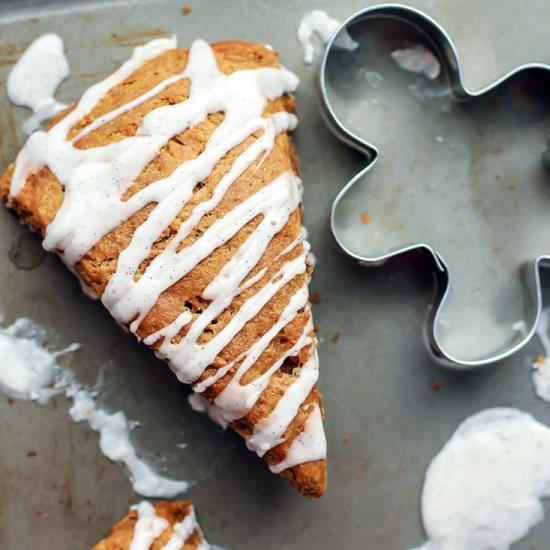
[330,332,340,346]
[361,212,371,224]
[431,380,441,391]
[182,4,191,15]
[314,324,320,332]
[535,355,546,367]
[311,292,321,304]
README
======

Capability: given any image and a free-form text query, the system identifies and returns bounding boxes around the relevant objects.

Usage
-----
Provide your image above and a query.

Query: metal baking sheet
[2,1,550,548]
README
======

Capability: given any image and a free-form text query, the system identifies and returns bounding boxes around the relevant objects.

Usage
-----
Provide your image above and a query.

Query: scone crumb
[311,292,321,304]
[535,355,546,366]
[342,435,349,443]
[361,212,371,224]
[431,380,441,391]
[182,5,191,15]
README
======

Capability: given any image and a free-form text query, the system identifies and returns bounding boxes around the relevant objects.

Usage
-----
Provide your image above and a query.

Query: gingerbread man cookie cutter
[320,4,550,368]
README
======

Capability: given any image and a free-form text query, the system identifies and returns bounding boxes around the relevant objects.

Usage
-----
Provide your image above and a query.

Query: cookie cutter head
[320,4,550,368]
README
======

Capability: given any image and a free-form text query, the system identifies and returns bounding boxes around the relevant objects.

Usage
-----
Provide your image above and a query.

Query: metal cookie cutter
[320,4,550,369]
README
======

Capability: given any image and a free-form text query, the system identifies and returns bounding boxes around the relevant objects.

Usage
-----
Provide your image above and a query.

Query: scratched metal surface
[1,1,550,549]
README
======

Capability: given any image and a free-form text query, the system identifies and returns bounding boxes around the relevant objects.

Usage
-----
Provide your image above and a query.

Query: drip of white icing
[129,501,211,550]
[7,34,69,135]
[70,388,188,498]
[129,501,169,550]
[391,45,441,80]
[0,317,187,498]
[163,509,198,549]
[0,317,78,401]
[269,403,326,473]
[533,307,550,401]
[188,393,228,429]
[162,508,207,550]
[213,286,310,420]
[9,37,325,471]
[297,10,359,64]
[248,344,318,456]
[411,408,550,550]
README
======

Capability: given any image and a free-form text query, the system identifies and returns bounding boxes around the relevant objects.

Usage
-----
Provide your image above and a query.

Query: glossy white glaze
[128,501,211,550]
[0,317,78,401]
[7,33,69,134]
[0,316,187,498]
[297,9,358,64]
[129,501,169,550]
[70,388,188,498]
[269,403,326,473]
[412,408,550,550]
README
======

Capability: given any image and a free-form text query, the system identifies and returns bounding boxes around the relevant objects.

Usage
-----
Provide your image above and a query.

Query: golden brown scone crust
[92,501,205,550]
[0,40,326,497]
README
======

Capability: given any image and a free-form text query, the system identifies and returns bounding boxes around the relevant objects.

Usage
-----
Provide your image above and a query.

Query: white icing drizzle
[140,172,304,387]
[128,501,211,550]
[269,403,326,473]
[188,393,228,429]
[129,501,169,550]
[162,508,205,550]
[8,38,325,472]
[214,284,309,421]
[248,344,318,456]
[0,317,78,401]
[297,10,359,65]
[411,408,550,550]
[70,388,189,497]
[390,44,441,80]
[7,33,70,135]
[0,317,187,498]
[533,307,550,402]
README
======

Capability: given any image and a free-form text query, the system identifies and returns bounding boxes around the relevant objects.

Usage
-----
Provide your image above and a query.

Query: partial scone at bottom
[1,37,327,496]
[92,500,209,549]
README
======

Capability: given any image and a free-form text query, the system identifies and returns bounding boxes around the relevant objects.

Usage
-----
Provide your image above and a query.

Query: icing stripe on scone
[128,501,209,550]
[269,403,326,473]
[130,502,169,550]
[9,38,324,474]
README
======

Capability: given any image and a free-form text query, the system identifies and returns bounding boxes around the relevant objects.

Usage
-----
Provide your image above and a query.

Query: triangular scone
[92,500,209,549]
[0,38,327,497]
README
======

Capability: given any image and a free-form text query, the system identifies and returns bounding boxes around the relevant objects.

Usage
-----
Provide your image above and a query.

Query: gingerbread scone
[92,500,209,549]
[1,37,327,496]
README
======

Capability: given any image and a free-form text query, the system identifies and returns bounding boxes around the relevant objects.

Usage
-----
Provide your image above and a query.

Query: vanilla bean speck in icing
[6,37,326,492]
